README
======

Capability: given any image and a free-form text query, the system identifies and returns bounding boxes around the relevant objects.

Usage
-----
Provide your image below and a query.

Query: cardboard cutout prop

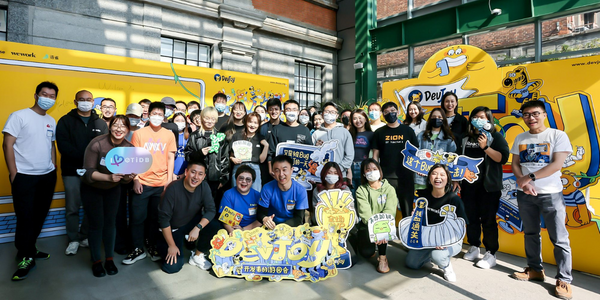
[231,140,253,162]
[315,189,356,269]
[218,207,243,227]
[402,141,483,183]
[209,223,339,282]
[399,198,466,250]
[105,147,153,174]
[275,141,337,190]
[367,213,397,243]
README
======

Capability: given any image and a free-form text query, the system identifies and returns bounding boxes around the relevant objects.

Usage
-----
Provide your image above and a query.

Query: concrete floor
[2,235,599,300]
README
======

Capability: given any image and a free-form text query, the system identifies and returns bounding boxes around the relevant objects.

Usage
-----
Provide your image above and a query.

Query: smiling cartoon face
[443,46,467,68]
[561,171,581,195]
[373,220,391,234]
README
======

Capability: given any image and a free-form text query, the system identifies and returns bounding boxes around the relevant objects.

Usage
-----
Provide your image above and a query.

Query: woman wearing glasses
[218,165,262,235]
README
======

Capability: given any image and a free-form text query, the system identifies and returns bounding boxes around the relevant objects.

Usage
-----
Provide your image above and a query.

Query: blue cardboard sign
[276,141,337,190]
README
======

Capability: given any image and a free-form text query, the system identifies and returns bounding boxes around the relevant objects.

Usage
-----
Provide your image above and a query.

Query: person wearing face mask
[170,112,190,181]
[56,90,108,256]
[311,162,350,225]
[213,92,230,131]
[403,101,426,136]
[254,105,268,126]
[340,109,352,130]
[267,100,313,178]
[299,109,312,130]
[355,158,398,273]
[460,106,509,270]
[372,102,419,220]
[3,82,60,281]
[368,102,386,131]
[414,108,457,192]
[311,102,355,180]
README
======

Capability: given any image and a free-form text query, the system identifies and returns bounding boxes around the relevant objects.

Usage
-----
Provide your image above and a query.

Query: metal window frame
[294,61,323,109]
[160,37,211,68]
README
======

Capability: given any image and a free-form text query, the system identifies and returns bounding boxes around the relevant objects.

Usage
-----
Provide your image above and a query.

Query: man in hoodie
[213,92,229,131]
[312,102,354,178]
[56,90,108,256]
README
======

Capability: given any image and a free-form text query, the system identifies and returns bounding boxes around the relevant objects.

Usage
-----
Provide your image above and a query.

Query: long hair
[243,112,261,139]
[467,106,496,139]
[422,108,455,141]
[360,158,383,186]
[441,91,459,115]
[316,162,348,192]
[425,163,453,194]
[349,109,372,143]
[199,106,218,135]
[224,101,246,141]
[170,111,190,139]
[403,101,424,126]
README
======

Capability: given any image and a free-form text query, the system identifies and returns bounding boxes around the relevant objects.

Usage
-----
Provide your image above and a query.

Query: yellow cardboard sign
[315,189,356,269]
[218,206,243,227]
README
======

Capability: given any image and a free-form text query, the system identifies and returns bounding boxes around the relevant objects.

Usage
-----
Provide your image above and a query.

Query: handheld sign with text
[368,213,397,243]
[398,198,466,249]
[218,206,243,226]
[105,147,153,174]
[315,189,356,269]
[275,140,337,190]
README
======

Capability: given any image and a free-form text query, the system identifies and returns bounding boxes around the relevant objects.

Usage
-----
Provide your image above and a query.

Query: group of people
[3,82,574,300]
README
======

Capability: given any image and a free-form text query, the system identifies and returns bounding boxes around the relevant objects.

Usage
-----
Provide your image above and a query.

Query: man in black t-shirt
[213,92,229,131]
[372,102,419,218]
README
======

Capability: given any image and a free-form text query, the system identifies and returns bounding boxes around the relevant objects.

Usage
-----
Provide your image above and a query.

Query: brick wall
[253,0,336,31]
[378,0,407,20]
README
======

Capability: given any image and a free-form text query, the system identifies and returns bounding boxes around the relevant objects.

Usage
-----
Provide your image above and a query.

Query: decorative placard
[275,141,337,190]
[105,147,153,174]
[232,140,253,162]
[367,213,397,243]
[315,189,356,269]
[218,206,243,227]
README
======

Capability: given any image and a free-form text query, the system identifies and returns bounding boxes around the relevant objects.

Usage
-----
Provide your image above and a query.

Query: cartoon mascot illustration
[502,66,545,103]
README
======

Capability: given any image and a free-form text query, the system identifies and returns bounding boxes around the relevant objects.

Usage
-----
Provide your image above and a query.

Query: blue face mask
[215,103,227,113]
[37,96,56,111]
[471,118,489,130]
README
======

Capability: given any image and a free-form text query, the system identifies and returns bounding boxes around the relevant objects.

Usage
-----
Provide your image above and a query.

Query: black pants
[130,185,163,250]
[357,223,387,258]
[115,182,133,253]
[386,178,415,218]
[157,215,221,274]
[462,183,501,254]
[12,170,57,258]
[207,180,225,210]
[81,184,120,262]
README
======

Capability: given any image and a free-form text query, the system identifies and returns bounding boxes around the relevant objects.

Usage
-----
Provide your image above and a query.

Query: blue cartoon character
[519,144,550,164]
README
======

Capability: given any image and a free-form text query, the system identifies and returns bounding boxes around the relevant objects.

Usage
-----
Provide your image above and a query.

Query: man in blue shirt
[258,155,308,229]
[219,165,262,234]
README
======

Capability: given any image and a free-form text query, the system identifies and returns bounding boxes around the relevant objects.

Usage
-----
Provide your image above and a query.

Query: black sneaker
[92,262,106,278]
[121,248,146,265]
[15,250,50,262]
[147,246,161,262]
[12,258,36,281]
[105,260,118,275]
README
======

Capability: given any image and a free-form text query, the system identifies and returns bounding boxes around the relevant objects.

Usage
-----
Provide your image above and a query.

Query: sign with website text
[105,147,153,174]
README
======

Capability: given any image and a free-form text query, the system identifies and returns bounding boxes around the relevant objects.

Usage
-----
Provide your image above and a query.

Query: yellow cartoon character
[295,169,307,181]
[410,91,422,102]
[427,46,485,78]
[561,170,591,227]
[502,66,546,103]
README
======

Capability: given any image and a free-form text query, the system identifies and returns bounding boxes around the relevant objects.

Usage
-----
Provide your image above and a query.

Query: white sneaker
[189,251,212,270]
[463,245,480,261]
[79,239,89,248]
[442,262,457,282]
[476,251,497,269]
[65,241,79,256]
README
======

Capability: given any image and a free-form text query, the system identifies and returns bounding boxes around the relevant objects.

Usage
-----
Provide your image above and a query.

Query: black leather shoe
[92,262,106,277]
[104,260,118,276]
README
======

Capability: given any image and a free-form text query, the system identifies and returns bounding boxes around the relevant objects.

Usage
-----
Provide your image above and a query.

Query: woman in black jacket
[441,91,469,148]
[459,106,509,270]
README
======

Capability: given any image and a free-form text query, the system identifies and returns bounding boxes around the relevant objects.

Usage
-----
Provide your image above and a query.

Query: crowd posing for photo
[2,82,574,300]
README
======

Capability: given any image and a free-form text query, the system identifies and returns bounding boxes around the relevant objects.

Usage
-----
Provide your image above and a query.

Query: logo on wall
[209,223,339,282]
[276,141,337,190]
[315,189,356,269]
[105,147,153,174]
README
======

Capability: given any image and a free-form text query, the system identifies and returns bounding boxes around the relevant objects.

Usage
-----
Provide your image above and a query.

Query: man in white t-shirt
[3,81,59,281]
[510,100,573,300]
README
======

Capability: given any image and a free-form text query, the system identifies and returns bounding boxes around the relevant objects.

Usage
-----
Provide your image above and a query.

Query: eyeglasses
[112,124,127,130]
[238,176,253,183]
[522,111,543,119]
[323,110,337,115]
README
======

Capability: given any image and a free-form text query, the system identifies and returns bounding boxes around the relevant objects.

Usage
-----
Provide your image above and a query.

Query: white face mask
[365,170,380,182]
[369,111,381,120]
[175,122,186,132]
[323,113,337,125]
[299,115,310,125]
[77,101,93,112]
[324,174,339,185]
[258,113,266,121]
[285,112,298,123]
[149,115,163,127]
[165,108,174,118]
[187,109,197,115]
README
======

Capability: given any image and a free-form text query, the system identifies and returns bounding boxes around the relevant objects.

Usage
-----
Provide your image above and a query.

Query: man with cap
[125,103,143,141]
[56,90,108,256]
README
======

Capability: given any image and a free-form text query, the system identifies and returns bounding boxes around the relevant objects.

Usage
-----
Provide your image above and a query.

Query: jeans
[63,176,89,242]
[231,163,262,192]
[462,184,501,254]
[12,170,57,258]
[81,184,120,262]
[517,191,573,283]
[130,185,163,250]
[351,162,362,194]
[405,243,462,269]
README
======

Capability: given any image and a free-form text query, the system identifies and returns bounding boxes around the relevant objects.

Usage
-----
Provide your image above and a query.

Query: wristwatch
[529,173,536,181]
[196,223,203,230]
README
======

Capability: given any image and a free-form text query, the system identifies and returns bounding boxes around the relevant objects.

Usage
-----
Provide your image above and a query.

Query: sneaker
[12,258,36,281]
[65,241,80,256]
[475,251,497,269]
[189,252,212,270]
[463,245,480,261]
[92,262,106,278]
[376,255,390,273]
[15,250,50,262]
[105,260,118,275]
[555,280,573,300]
[512,267,545,281]
[442,262,457,282]
[80,239,89,248]
[122,248,147,265]
[147,246,161,262]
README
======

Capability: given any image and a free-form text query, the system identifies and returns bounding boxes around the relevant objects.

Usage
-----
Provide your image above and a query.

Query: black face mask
[432,118,443,128]
[342,116,350,126]
[384,112,397,124]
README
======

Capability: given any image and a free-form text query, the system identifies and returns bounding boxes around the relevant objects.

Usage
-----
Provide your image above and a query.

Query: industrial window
[0,9,7,41]
[160,37,210,68]
[294,62,322,109]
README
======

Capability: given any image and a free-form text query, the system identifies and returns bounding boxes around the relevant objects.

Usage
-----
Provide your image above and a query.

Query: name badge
[248,207,257,216]
[99,157,106,166]
[286,199,296,211]
[46,130,53,137]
